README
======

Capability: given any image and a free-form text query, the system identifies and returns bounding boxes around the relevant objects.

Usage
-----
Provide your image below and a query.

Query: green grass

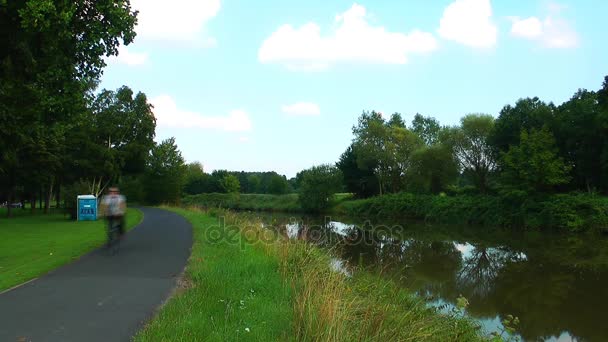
[0,208,143,291]
[135,208,293,342]
[137,208,485,342]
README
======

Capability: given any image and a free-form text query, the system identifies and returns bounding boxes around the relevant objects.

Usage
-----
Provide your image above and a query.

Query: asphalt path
[0,207,192,342]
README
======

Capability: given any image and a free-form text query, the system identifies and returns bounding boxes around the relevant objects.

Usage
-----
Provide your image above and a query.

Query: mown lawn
[135,208,293,341]
[0,208,143,291]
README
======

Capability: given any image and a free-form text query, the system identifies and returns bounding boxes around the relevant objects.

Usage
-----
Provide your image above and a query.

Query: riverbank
[136,207,485,341]
[0,208,143,291]
[336,192,608,232]
[184,192,608,233]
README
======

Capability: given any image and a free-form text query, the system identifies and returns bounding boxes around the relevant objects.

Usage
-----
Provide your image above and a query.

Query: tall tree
[554,89,608,193]
[489,98,555,155]
[448,114,496,193]
[144,138,186,204]
[412,113,441,146]
[298,165,343,212]
[500,128,571,193]
[336,144,379,198]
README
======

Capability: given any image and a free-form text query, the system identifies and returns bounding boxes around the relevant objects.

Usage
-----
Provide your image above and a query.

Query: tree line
[331,76,608,200]
[0,1,187,217]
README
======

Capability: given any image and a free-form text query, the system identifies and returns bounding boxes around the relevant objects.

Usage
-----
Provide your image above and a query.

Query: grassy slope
[0,208,143,291]
[137,208,484,342]
[135,208,293,341]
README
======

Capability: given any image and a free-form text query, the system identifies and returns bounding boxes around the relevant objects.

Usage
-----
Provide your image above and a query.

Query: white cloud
[151,95,252,132]
[238,136,250,143]
[282,102,321,116]
[130,0,220,43]
[108,45,149,66]
[510,17,543,39]
[438,0,497,48]
[258,4,438,70]
[509,13,578,48]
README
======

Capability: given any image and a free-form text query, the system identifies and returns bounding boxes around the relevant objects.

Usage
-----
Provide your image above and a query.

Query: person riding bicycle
[100,187,127,241]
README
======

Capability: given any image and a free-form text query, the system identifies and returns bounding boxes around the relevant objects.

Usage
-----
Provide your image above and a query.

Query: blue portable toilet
[77,195,98,221]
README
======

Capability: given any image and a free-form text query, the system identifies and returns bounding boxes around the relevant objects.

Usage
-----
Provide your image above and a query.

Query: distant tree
[268,174,289,195]
[411,113,441,146]
[247,174,262,193]
[336,144,379,198]
[489,98,555,155]
[500,129,571,193]
[447,114,496,193]
[388,112,406,128]
[183,162,210,195]
[352,111,422,194]
[554,89,608,193]
[409,144,458,194]
[220,175,241,194]
[144,138,186,204]
[298,165,343,212]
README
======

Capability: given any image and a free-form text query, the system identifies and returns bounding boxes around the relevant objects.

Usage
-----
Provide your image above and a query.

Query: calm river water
[254,213,608,342]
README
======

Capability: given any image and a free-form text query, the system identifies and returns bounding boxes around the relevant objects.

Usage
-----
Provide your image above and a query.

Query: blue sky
[100,0,608,178]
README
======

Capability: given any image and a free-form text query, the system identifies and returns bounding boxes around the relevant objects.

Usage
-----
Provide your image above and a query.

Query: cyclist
[100,187,127,242]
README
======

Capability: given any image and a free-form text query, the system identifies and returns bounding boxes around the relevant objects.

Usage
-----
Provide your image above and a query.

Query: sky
[100,0,608,178]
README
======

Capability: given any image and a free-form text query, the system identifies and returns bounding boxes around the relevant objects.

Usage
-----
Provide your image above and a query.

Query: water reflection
[258,213,608,342]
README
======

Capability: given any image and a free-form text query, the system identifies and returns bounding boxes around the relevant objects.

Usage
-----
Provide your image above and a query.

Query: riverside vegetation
[136,207,488,342]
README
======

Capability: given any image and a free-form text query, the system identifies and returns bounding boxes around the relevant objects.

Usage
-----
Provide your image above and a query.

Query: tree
[448,114,496,193]
[336,144,379,198]
[1,0,138,217]
[554,89,608,193]
[409,144,458,194]
[247,174,262,193]
[144,138,186,204]
[500,129,571,193]
[220,175,241,194]
[268,174,289,195]
[388,112,406,128]
[298,165,343,212]
[352,111,422,194]
[412,113,441,146]
[489,98,555,155]
[183,162,211,195]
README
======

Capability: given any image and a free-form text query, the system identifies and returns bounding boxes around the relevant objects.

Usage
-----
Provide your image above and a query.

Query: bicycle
[106,217,122,255]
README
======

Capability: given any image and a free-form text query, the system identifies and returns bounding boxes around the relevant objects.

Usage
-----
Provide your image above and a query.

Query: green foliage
[340,192,608,232]
[183,193,301,212]
[412,113,441,146]
[298,164,343,212]
[500,129,571,193]
[336,144,379,198]
[62,180,92,219]
[144,138,186,204]
[409,144,458,194]
[352,111,423,194]
[267,173,289,195]
[220,174,241,194]
[447,114,496,193]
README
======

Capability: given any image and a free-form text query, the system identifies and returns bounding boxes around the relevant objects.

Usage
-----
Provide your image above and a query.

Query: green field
[0,208,143,291]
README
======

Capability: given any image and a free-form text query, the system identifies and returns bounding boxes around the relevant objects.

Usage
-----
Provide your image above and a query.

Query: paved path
[0,207,192,342]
